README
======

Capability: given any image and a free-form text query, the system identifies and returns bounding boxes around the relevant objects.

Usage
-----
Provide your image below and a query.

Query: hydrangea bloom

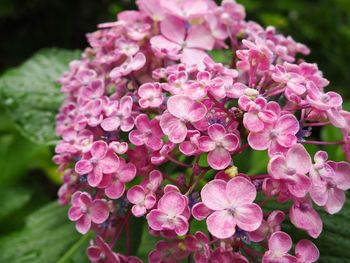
[54,0,350,261]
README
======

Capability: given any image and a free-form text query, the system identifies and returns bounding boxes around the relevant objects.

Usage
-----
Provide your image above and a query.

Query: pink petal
[101,116,121,131]
[68,207,83,221]
[222,134,239,151]
[276,114,299,134]
[201,179,229,210]
[208,124,226,141]
[324,188,345,214]
[226,177,257,205]
[244,113,264,132]
[295,240,319,263]
[91,141,108,159]
[181,48,208,69]
[105,180,125,199]
[206,210,236,239]
[208,147,231,170]
[132,205,147,217]
[87,168,103,187]
[287,174,311,198]
[192,202,212,220]
[186,24,215,50]
[268,231,292,254]
[268,155,288,180]
[147,210,167,231]
[75,160,93,175]
[247,127,272,150]
[174,215,189,236]
[160,16,185,44]
[76,214,91,234]
[198,136,216,152]
[90,200,109,224]
[235,203,263,232]
[286,144,311,175]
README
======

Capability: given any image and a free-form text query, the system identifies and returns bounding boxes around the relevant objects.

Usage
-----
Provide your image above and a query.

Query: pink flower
[248,114,300,156]
[138,83,164,108]
[184,231,211,263]
[268,144,312,198]
[148,240,190,263]
[306,82,345,128]
[68,191,109,234]
[290,198,323,238]
[87,236,122,262]
[295,240,319,263]
[102,158,137,199]
[101,96,134,132]
[200,177,262,239]
[187,71,224,100]
[146,190,189,236]
[262,231,297,263]
[109,52,146,80]
[140,170,163,194]
[310,154,350,214]
[272,64,306,95]
[179,130,201,156]
[198,124,239,170]
[129,114,163,151]
[127,185,156,217]
[55,128,93,154]
[239,96,278,132]
[150,16,215,67]
[249,210,285,242]
[75,141,120,187]
[160,95,207,143]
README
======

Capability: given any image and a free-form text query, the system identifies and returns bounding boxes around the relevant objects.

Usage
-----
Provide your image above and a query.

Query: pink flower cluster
[54,0,350,262]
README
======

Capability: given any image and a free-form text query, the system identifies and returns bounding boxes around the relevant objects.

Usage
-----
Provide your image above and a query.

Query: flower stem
[300,140,343,145]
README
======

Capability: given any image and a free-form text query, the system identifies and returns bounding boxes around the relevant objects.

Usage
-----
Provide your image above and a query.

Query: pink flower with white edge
[179,130,201,156]
[239,95,278,132]
[68,191,109,234]
[290,198,323,238]
[87,236,122,263]
[146,190,189,236]
[272,64,306,95]
[127,185,156,217]
[268,143,312,198]
[248,114,300,156]
[200,176,262,239]
[160,95,207,143]
[109,52,146,80]
[310,156,350,214]
[101,158,137,199]
[138,83,164,108]
[249,210,285,242]
[306,82,346,128]
[198,124,239,170]
[129,114,163,151]
[184,231,211,263]
[150,16,215,68]
[75,141,120,187]
[262,231,297,263]
[187,71,224,100]
[101,96,134,132]
[295,240,319,263]
[141,170,163,194]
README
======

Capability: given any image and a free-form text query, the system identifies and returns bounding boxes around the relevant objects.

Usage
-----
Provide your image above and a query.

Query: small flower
[87,236,122,262]
[295,239,319,263]
[268,143,312,198]
[109,52,146,80]
[146,190,189,236]
[100,96,134,132]
[129,114,163,151]
[138,83,164,108]
[160,95,207,143]
[200,176,263,239]
[198,124,239,170]
[262,231,297,263]
[68,191,109,234]
[127,185,156,217]
[75,141,120,187]
[248,114,300,156]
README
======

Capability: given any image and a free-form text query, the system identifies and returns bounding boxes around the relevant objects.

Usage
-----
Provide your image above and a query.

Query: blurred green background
[0,0,349,262]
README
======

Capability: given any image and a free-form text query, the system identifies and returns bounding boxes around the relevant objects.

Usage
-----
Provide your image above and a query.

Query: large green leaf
[0,202,90,263]
[0,48,80,145]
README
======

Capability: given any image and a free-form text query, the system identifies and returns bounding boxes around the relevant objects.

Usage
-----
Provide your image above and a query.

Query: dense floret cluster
[54,0,350,262]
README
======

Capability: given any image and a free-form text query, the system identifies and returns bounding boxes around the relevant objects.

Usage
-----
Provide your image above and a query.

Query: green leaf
[0,48,81,145]
[0,202,90,263]
[209,49,233,65]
